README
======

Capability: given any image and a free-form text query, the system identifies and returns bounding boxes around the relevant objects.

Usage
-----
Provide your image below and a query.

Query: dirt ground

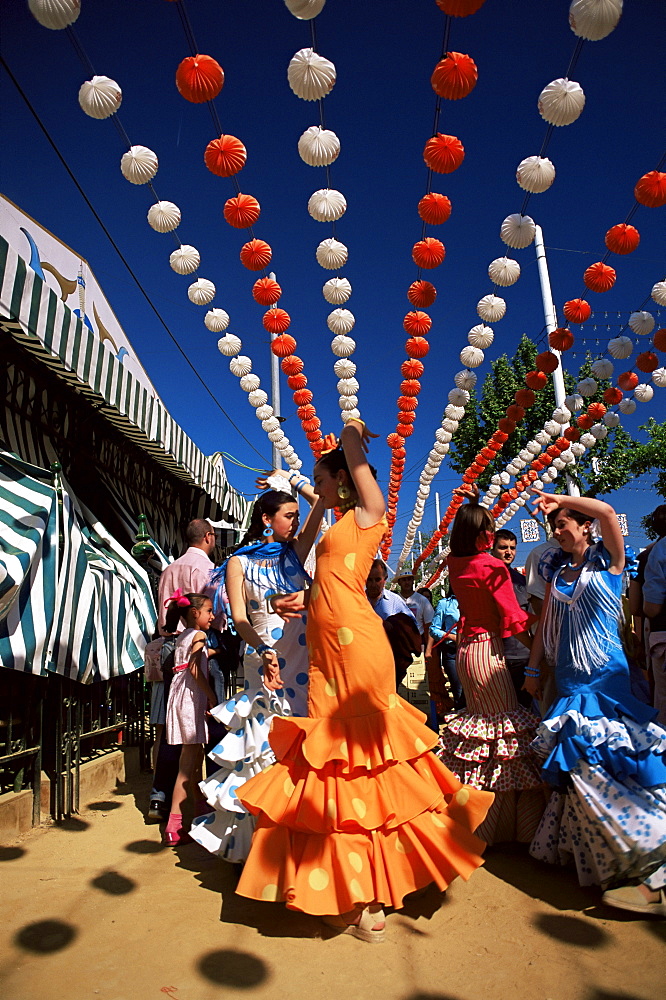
[0,771,663,1000]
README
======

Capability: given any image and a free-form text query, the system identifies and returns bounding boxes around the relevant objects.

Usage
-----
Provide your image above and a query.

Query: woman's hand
[343,419,378,453]
[530,488,561,517]
[522,675,541,700]
[270,591,307,620]
[255,469,286,490]
[261,649,283,691]
[453,483,479,501]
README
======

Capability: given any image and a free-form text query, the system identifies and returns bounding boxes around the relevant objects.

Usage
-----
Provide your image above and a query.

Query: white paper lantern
[298,125,340,166]
[468,324,494,349]
[552,406,572,424]
[651,281,666,307]
[500,213,536,249]
[580,432,596,448]
[618,397,636,415]
[248,390,269,408]
[564,393,585,411]
[445,404,465,420]
[516,155,556,193]
[217,334,242,356]
[500,472,511,485]
[333,358,356,378]
[261,417,281,433]
[518,449,532,462]
[506,463,520,476]
[460,345,484,368]
[256,405,274,420]
[561,450,576,465]
[288,48,336,101]
[323,277,351,304]
[454,369,477,391]
[289,458,303,470]
[571,442,586,457]
[448,388,469,406]
[577,377,598,397]
[634,383,654,402]
[538,78,585,126]
[29,0,80,30]
[148,201,181,233]
[170,245,200,275]
[331,335,356,357]
[544,420,561,436]
[187,278,215,305]
[337,377,359,396]
[608,335,633,360]
[284,0,326,19]
[205,308,229,332]
[477,294,506,323]
[433,441,448,455]
[652,368,666,388]
[442,419,458,433]
[120,145,158,185]
[488,256,520,287]
[327,308,355,335]
[590,358,614,380]
[229,356,252,377]
[569,0,622,41]
[535,430,551,445]
[268,429,285,442]
[308,188,347,222]
[526,441,541,454]
[339,395,358,410]
[436,428,452,443]
[552,457,566,470]
[603,411,620,427]
[240,374,261,392]
[78,76,122,120]
[316,238,348,270]
[590,423,608,440]
[341,409,362,424]
[628,311,655,336]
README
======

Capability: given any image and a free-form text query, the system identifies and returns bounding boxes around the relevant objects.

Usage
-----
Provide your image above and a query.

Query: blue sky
[1,0,664,564]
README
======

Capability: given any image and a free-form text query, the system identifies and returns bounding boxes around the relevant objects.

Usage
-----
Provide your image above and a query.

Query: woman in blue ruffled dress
[190,473,323,862]
[524,491,666,917]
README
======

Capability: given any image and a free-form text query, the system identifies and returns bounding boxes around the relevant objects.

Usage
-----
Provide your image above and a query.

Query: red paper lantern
[176,55,224,103]
[417,192,452,225]
[605,223,640,255]
[584,261,616,293]
[546,444,561,458]
[400,424,415,438]
[618,371,639,392]
[653,329,666,352]
[263,308,291,334]
[603,387,623,405]
[412,237,446,269]
[535,351,559,374]
[423,133,465,174]
[252,276,282,306]
[469,463,482,475]
[223,193,260,228]
[435,1,487,20]
[306,430,322,442]
[270,334,296,357]
[398,411,416,425]
[634,170,666,208]
[407,280,437,309]
[481,447,495,460]
[296,403,315,419]
[405,336,430,358]
[293,389,313,406]
[393,449,406,460]
[403,311,432,337]
[400,379,422,397]
[387,433,404,449]
[302,417,321,433]
[564,427,580,442]
[525,370,548,391]
[506,404,525,422]
[515,388,536,408]
[240,238,272,271]
[397,395,418,411]
[507,488,519,501]
[204,134,246,176]
[527,470,539,483]
[498,418,516,434]
[548,327,574,352]
[287,375,307,390]
[281,355,304,376]
[401,359,425,379]
[563,298,592,324]
[492,430,509,444]
[431,52,478,100]
[636,351,659,373]
[587,402,607,420]
[577,414,594,429]
[555,437,570,451]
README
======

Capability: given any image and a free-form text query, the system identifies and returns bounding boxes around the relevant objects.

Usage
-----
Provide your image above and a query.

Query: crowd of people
[144,419,666,937]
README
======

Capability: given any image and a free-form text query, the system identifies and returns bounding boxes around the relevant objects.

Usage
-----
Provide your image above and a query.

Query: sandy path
[0,772,663,1000]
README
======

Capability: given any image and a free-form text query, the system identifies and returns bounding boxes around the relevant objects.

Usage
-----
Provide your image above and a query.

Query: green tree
[447,335,638,497]
[629,418,666,504]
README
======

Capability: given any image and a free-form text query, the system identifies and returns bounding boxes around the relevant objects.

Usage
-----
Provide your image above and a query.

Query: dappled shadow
[397,883,449,923]
[0,846,26,861]
[14,919,77,954]
[483,846,597,911]
[86,800,122,811]
[586,991,652,1000]
[90,869,136,895]
[400,994,464,1000]
[124,838,168,854]
[197,948,269,988]
[534,912,610,948]
[643,917,666,944]
[174,840,232,896]
[55,817,89,832]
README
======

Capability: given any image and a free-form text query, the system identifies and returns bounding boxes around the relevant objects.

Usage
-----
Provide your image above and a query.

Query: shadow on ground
[14,919,77,954]
[197,948,269,988]
[483,843,598,911]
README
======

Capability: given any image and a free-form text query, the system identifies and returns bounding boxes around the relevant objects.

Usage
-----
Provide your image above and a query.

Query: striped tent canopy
[0,450,156,683]
[0,236,247,525]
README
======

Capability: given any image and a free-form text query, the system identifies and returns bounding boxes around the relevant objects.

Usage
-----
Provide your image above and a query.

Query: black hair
[314,447,377,492]
[449,502,495,557]
[185,518,213,545]
[646,504,666,539]
[369,557,388,578]
[547,508,593,531]
[164,592,210,633]
[238,490,296,547]
[494,528,517,544]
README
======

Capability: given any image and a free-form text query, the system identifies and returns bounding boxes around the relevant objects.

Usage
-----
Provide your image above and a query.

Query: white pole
[435,492,442,554]
[534,225,579,497]
[268,272,282,470]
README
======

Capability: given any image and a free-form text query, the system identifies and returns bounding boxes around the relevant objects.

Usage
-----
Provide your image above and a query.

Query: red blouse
[447,552,537,639]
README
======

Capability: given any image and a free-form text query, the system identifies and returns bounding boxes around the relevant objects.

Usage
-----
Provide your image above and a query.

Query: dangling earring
[337,483,351,500]
[262,525,273,538]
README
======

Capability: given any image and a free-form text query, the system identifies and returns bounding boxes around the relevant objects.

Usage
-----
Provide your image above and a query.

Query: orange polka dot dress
[236,511,494,915]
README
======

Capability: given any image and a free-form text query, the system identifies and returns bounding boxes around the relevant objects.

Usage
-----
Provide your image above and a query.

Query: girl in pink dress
[163,591,217,845]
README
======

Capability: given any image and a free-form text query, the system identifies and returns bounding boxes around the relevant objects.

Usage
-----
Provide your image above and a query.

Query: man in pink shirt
[157,519,217,633]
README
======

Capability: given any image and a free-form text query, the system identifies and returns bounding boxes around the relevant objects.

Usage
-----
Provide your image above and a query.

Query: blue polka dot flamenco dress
[190,547,310,863]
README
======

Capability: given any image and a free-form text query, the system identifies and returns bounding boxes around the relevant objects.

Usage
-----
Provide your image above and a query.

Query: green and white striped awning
[0,450,155,683]
[0,236,248,524]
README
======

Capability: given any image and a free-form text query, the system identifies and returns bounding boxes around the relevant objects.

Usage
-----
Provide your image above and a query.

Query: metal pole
[435,493,442,554]
[534,225,579,497]
[269,272,282,470]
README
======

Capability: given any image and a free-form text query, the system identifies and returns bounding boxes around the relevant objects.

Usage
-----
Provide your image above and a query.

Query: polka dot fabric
[237,511,494,915]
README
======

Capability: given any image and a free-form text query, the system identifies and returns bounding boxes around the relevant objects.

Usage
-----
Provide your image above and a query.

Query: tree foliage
[630,418,666,507]
[447,335,641,497]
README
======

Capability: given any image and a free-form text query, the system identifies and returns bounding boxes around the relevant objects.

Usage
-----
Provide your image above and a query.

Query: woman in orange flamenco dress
[236,419,494,942]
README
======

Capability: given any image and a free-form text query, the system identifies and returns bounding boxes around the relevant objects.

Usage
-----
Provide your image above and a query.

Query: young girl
[163,591,217,846]
[436,492,547,845]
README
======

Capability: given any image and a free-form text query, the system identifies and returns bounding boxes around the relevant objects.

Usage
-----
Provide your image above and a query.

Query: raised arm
[342,420,385,527]
[256,467,325,566]
[531,490,625,574]
[225,555,283,690]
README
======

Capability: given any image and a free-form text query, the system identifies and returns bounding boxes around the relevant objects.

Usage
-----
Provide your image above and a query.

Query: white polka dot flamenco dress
[190,549,310,862]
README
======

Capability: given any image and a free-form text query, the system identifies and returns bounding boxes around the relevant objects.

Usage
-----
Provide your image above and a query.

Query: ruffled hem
[189,809,256,863]
[269,695,438,774]
[209,685,289,769]
[441,706,539,742]
[235,787,494,915]
[436,753,545,794]
[200,755,275,814]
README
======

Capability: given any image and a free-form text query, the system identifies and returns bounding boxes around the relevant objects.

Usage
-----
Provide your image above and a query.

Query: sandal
[602,885,666,918]
[322,907,386,944]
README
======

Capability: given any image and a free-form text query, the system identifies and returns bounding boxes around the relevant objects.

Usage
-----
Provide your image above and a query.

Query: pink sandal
[322,907,386,943]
